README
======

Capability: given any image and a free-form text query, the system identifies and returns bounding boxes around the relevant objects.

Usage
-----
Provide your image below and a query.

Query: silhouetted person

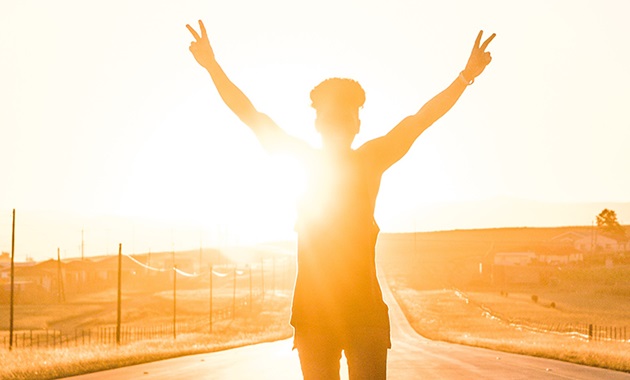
[187,20,495,380]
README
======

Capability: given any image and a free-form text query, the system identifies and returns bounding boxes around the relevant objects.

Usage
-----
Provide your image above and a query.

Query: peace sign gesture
[462,31,496,83]
[186,20,215,69]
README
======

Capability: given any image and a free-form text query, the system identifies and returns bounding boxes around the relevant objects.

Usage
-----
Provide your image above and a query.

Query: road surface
[65,272,630,379]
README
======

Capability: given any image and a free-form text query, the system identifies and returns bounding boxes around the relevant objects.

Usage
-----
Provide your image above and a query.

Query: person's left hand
[462,31,496,82]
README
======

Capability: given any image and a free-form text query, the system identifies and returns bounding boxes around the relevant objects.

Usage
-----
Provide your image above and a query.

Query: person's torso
[292,149,388,329]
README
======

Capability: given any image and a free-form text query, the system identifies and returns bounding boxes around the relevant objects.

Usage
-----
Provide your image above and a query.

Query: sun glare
[118,110,307,246]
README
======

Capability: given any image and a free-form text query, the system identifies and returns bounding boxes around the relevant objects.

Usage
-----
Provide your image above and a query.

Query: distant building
[549,231,587,247]
[493,252,537,266]
[549,231,623,253]
[537,252,583,265]
[1,248,224,304]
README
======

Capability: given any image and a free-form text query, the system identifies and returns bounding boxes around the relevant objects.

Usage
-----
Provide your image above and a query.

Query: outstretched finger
[474,30,483,49]
[186,24,201,41]
[480,33,496,51]
[198,20,207,39]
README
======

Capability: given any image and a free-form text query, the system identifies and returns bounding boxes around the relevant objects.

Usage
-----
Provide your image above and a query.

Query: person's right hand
[186,20,215,68]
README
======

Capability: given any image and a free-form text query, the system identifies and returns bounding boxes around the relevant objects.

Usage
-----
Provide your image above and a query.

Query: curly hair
[310,78,365,111]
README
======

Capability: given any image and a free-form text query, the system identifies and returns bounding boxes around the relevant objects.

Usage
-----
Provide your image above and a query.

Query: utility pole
[172,246,177,340]
[413,219,419,270]
[57,248,66,303]
[232,266,236,318]
[591,220,596,253]
[116,244,122,345]
[272,255,276,294]
[260,257,265,301]
[209,263,213,333]
[9,209,16,350]
[199,233,203,274]
[173,265,177,340]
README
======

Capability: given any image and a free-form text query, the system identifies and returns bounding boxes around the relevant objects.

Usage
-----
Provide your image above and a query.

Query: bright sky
[1,0,629,260]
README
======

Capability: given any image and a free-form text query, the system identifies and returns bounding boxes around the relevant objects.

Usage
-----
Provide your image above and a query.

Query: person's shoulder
[355,141,388,173]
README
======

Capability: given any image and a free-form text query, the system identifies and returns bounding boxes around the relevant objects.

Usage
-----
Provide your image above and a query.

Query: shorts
[293,327,390,380]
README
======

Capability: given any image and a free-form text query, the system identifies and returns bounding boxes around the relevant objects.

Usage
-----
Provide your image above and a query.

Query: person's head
[310,78,365,151]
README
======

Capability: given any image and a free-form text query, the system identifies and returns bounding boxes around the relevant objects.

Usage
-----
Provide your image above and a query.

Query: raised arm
[361,31,496,170]
[186,20,308,154]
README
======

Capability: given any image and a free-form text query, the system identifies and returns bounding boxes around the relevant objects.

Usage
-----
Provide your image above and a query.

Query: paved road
[65,273,630,379]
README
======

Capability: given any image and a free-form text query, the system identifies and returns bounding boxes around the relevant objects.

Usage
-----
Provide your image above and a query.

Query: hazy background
[1,0,629,260]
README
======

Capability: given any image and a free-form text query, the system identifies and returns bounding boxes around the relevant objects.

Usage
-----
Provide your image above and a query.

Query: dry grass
[465,290,630,327]
[4,228,628,377]
[1,249,297,379]
[389,283,630,373]
[377,229,630,374]
[0,295,293,380]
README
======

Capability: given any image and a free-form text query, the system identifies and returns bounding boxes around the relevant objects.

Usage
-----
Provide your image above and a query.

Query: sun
[117,113,308,247]
[115,61,330,249]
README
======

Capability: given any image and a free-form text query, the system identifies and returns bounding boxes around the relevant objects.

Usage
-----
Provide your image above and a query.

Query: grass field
[0,249,296,379]
[377,229,630,373]
[0,295,293,379]
[390,287,630,372]
[2,227,629,377]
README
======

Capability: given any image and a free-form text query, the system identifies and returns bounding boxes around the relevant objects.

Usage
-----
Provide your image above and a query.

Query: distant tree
[596,208,627,245]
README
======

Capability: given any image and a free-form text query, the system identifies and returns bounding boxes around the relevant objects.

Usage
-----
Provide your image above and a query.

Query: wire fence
[1,294,258,350]
[1,215,296,351]
[453,289,629,343]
